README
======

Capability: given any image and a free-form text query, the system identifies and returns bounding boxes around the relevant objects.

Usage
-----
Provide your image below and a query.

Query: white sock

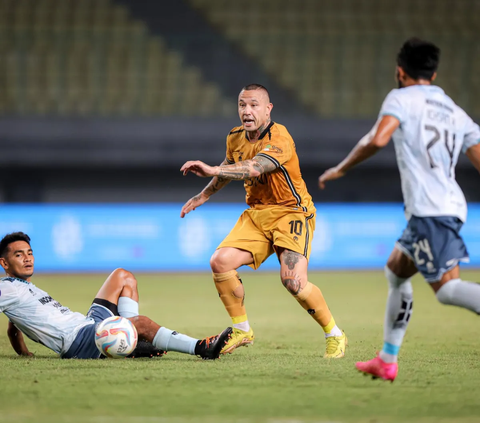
[233,320,250,332]
[325,325,343,338]
[379,266,413,364]
[436,279,480,314]
[117,296,139,318]
[152,327,197,355]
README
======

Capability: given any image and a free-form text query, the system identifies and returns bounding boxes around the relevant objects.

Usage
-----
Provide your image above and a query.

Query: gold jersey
[225,121,315,214]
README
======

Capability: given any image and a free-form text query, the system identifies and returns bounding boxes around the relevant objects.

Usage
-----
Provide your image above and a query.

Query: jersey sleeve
[225,135,235,164]
[379,90,406,124]
[462,115,480,153]
[256,134,293,166]
[0,281,18,313]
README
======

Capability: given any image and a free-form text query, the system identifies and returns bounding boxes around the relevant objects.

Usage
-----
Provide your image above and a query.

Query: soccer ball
[94,316,138,358]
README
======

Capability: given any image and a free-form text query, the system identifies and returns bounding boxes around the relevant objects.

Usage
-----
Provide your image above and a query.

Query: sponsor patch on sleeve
[263,144,283,153]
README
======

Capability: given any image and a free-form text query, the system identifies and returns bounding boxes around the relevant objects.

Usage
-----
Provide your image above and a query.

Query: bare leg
[93,268,140,319]
[279,248,341,335]
[386,248,418,279]
[94,269,231,359]
[128,316,160,342]
[94,268,139,304]
[210,247,254,274]
[429,265,460,293]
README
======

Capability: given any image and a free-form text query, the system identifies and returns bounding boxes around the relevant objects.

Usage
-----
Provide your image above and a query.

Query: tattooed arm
[180,159,231,218]
[217,155,279,180]
[202,159,232,195]
[181,155,279,181]
[180,155,279,217]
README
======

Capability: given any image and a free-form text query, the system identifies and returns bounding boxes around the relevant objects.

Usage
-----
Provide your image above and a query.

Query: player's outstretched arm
[319,115,400,189]
[180,159,231,218]
[216,155,279,180]
[466,143,480,174]
[7,321,33,356]
[181,155,278,181]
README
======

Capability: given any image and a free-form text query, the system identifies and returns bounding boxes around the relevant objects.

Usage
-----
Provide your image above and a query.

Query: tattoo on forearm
[202,159,231,195]
[218,162,254,180]
[282,250,301,270]
[204,176,229,195]
[218,155,278,180]
[281,271,302,295]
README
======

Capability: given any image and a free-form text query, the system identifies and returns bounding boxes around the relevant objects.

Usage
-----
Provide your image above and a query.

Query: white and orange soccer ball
[94,316,138,358]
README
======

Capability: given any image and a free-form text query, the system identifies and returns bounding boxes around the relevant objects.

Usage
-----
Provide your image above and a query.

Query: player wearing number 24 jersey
[181,84,346,358]
[319,38,480,381]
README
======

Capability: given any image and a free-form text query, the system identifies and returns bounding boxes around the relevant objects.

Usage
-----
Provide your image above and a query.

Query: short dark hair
[0,232,31,258]
[397,38,440,81]
[241,83,270,99]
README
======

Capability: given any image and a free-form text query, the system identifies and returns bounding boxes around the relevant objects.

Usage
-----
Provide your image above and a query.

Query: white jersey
[0,277,94,356]
[379,85,480,222]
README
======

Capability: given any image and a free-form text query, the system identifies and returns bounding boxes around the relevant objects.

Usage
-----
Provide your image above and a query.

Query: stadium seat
[0,0,234,116]
[188,0,479,118]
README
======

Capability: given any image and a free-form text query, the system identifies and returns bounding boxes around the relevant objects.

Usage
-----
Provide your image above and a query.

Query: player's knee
[386,257,408,279]
[385,266,412,290]
[386,256,397,273]
[111,268,137,289]
[280,273,306,296]
[435,279,458,305]
[210,250,233,273]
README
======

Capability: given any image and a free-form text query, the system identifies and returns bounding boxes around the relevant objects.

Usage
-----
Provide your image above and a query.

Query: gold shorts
[218,205,316,270]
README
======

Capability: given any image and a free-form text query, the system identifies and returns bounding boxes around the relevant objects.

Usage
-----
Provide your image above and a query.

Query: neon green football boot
[324,330,347,358]
[220,327,255,354]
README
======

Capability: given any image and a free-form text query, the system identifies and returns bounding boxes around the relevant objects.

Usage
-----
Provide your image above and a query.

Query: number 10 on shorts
[288,220,303,236]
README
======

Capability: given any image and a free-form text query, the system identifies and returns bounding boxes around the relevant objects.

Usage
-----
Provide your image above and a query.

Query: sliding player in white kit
[319,38,480,381]
[0,232,231,359]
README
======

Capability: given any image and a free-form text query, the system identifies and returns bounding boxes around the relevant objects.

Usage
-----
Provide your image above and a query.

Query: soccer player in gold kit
[180,84,347,358]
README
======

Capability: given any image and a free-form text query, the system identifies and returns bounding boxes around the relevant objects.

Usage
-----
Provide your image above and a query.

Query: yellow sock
[294,281,336,332]
[213,271,248,326]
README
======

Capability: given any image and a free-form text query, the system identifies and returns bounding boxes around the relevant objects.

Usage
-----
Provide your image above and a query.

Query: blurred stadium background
[0,0,479,271]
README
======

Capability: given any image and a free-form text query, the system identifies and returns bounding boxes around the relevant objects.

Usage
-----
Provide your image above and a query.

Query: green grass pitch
[0,270,479,423]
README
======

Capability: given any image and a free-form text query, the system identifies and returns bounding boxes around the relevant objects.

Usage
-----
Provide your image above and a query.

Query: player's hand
[180,192,209,218]
[180,161,218,178]
[318,166,345,189]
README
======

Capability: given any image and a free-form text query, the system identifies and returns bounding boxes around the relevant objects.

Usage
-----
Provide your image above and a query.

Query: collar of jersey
[258,121,274,140]
[407,84,444,93]
[1,276,30,285]
[245,121,274,141]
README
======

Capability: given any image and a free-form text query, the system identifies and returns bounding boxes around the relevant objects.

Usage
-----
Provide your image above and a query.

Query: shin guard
[213,271,247,323]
